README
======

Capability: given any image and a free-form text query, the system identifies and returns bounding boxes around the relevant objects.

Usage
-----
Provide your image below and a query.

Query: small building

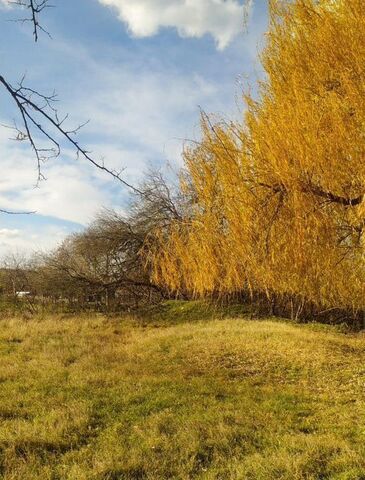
[16,291,31,298]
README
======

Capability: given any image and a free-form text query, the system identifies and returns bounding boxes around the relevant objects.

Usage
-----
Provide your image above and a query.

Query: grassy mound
[0,303,364,479]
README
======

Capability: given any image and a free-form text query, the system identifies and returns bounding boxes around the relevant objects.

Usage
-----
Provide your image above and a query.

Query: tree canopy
[148,0,365,316]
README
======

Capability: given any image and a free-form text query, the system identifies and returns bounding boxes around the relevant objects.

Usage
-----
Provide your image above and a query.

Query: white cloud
[98,0,252,50]
[75,68,221,168]
[0,224,72,257]
[0,128,113,224]
[0,228,21,239]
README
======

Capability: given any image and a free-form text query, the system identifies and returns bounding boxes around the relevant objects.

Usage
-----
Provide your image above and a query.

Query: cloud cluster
[75,67,220,166]
[98,0,251,50]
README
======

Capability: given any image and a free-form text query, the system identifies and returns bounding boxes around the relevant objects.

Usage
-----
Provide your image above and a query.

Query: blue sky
[0,0,268,255]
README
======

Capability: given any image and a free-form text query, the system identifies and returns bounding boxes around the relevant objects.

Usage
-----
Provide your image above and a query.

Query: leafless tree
[43,212,165,310]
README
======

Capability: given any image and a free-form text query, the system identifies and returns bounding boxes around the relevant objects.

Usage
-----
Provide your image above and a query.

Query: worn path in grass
[0,303,365,479]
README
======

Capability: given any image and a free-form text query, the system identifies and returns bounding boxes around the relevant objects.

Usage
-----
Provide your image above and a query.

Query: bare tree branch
[0,0,142,217]
[0,74,142,193]
[8,0,53,41]
[0,208,35,214]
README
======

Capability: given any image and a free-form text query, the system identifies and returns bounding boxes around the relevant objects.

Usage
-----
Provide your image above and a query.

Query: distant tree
[1,253,31,297]
[35,169,187,310]
[45,213,154,309]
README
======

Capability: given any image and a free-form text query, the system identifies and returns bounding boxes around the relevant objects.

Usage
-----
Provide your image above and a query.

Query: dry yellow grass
[0,303,364,479]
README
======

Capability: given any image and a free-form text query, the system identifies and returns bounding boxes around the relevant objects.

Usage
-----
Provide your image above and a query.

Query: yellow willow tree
[147,0,365,313]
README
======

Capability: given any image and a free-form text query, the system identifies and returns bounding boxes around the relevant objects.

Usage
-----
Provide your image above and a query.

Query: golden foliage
[148,0,365,312]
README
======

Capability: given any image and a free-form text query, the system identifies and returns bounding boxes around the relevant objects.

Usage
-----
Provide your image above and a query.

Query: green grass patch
[135,300,252,326]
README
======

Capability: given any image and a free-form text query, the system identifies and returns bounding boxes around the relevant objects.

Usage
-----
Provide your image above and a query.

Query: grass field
[0,301,365,479]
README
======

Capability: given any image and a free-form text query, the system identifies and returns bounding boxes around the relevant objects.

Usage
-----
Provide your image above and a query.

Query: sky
[0,0,268,256]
